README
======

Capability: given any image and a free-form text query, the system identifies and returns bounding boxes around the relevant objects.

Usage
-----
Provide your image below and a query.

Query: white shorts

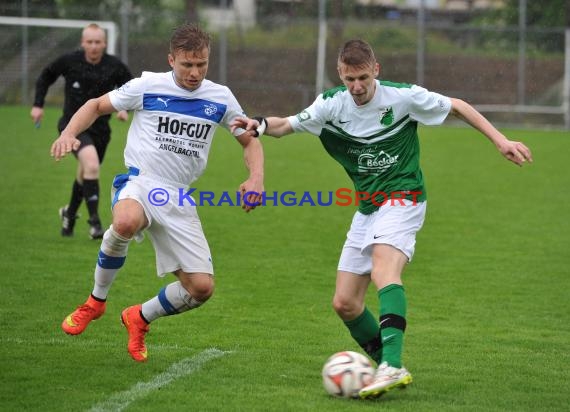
[337,200,426,275]
[113,172,213,277]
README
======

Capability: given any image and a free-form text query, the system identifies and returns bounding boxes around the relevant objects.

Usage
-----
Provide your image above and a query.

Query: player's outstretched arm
[50,94,117,161]
[264,116,294,137]
[449,98,533,166]
[231,116,294,138]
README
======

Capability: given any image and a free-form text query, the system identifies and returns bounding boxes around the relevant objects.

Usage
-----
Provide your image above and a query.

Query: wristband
[252,116,267,138]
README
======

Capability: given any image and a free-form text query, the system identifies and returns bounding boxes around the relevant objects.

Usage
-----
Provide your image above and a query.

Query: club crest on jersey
[379,106,394,126]
[204,103,218,116]
[296,110,311,122]
[357,150,399,174]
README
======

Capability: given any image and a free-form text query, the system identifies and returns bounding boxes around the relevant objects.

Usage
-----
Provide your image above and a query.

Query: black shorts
[72,132,111,163]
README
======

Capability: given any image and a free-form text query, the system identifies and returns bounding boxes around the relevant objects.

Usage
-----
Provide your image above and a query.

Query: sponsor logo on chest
[157,116,212,139]
[357,150,399,173]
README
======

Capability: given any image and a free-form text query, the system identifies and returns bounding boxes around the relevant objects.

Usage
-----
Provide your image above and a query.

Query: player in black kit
[31,23,132,239]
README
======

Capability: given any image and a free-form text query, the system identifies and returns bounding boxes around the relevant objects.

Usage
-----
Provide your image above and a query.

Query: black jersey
[33,49,132,137]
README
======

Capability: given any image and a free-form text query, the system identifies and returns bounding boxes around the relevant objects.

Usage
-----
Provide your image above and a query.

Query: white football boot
[359,361,412,399]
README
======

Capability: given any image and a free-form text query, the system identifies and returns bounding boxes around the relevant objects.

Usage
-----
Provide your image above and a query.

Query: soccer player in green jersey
[232,39,532,399]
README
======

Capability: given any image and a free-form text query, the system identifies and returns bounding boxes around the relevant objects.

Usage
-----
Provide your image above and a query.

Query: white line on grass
[88,348,229,412]
[1,336,195,352]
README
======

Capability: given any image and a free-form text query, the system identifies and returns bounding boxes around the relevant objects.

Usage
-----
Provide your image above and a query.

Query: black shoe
[88,217,105,240]
[59,205,78,237]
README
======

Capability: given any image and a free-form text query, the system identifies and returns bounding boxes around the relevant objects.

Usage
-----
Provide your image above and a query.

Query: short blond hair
[170,24,210,54]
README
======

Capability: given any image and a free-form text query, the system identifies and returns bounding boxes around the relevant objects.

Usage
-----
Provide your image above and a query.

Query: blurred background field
[1,0,569,128]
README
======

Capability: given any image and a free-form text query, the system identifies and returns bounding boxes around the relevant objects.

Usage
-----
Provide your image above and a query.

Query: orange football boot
[62,295,106,335]
[121,305,150,362]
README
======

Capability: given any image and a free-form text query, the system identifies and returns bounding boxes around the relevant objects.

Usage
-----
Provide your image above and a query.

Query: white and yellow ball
[321,351,375,398]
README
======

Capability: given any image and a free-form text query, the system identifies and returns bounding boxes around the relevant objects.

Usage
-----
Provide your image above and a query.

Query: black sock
[67,180,83,217]
[83,179,100,223]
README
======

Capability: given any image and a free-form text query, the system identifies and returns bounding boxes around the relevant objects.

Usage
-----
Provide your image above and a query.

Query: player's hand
[30,106,43,128]
[230,116,249,134]
[497,140,533,166]
[116,110,129,122]
[239,179,264,213]
[231,116,264,137]
[50,133,81,161]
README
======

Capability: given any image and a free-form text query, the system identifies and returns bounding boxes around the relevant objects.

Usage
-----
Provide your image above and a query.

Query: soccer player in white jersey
[232,39,532,398]
[51,24,264,362]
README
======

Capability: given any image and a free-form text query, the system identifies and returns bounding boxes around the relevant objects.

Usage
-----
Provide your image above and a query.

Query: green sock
[343,308,382,364]
[378,284,407,368]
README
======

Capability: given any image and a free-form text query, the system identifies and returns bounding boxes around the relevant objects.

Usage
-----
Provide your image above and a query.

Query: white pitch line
[1,336,195,352]
[88,348,229,412]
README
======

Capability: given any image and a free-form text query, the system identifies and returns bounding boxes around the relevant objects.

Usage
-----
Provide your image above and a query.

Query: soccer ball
[321,351,375,398]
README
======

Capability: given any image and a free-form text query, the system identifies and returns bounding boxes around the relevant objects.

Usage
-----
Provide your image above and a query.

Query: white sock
[92,227,131,300]
[141,281,204,322]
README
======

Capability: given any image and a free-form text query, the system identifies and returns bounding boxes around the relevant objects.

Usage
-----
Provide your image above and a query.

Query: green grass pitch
[0,105,569,411]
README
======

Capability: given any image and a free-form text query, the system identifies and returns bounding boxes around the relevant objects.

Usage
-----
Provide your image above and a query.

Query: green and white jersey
[288,80,452,214]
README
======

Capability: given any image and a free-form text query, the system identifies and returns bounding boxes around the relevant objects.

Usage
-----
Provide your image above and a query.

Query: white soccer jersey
[287,80,452,214]
[288,80,451,141]
[109,71,246,186]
